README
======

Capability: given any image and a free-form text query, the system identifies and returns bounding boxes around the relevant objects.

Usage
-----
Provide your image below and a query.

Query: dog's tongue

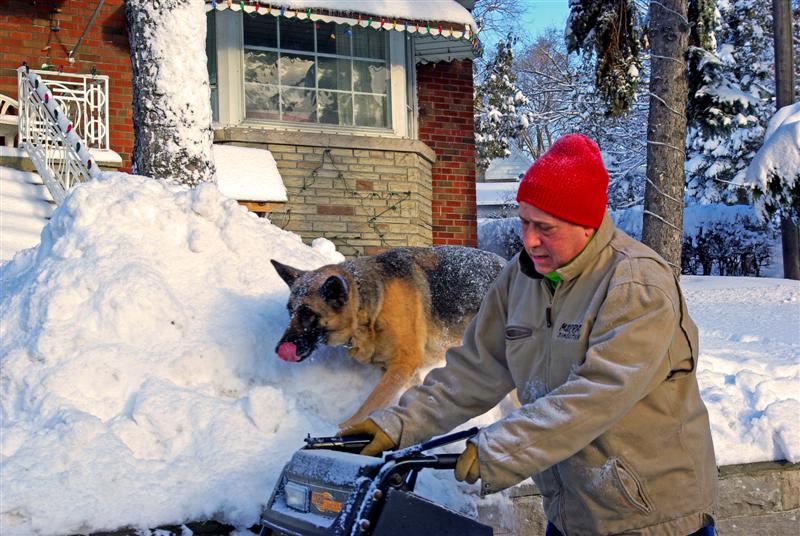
[277,342,300,362]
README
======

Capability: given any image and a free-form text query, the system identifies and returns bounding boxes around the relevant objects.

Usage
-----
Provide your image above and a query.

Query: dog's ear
[271,259,305,287]
[320,275,349,309]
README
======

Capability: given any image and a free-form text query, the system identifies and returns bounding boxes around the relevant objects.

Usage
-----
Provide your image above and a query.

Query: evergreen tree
[474,37,534,170]
[685,0,774,205]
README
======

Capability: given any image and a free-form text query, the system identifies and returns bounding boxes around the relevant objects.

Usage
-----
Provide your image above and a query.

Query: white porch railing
[16,66,102,204]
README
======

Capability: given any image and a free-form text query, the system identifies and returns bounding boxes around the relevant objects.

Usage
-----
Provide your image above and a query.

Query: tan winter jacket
[372,213,718,535]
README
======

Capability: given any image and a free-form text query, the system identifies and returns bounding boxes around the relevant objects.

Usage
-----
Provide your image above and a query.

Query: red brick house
[0,1,480,255]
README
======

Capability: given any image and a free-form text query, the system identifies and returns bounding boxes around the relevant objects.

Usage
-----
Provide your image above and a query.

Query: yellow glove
[340,419,397,457]
[454,442,480,484]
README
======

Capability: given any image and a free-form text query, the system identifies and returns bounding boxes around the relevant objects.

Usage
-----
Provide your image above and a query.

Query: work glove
[340,418,397,457]
[454,442,480,484]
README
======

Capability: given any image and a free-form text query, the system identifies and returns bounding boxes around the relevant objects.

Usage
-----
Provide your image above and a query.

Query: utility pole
[773,0,799,280]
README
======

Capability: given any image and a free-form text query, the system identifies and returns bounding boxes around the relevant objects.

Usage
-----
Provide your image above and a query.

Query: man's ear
[320,275,349,309]
[271,259,306,287]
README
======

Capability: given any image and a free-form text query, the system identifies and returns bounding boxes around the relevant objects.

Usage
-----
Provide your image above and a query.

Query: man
[343,134,718,535]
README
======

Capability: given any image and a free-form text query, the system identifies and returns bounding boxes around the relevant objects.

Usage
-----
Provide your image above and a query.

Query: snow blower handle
[385,427,480,461]
[303,433,374,452]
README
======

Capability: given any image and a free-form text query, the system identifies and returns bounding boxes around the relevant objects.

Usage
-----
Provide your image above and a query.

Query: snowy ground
[0,172,798,535]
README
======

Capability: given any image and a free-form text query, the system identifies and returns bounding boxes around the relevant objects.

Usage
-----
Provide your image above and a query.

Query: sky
[519,0,570,37]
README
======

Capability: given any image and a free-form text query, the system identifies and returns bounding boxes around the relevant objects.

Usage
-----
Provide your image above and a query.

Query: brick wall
[417,59,478,247]
[0,0,133,170]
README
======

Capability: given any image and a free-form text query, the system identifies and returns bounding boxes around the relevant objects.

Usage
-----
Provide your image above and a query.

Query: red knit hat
[516,133,609,228]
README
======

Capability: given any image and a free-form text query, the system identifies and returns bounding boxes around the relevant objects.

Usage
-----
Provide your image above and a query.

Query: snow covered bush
[682,215,775,276]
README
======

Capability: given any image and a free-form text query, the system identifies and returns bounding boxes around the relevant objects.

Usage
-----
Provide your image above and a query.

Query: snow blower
[259,427,492,536]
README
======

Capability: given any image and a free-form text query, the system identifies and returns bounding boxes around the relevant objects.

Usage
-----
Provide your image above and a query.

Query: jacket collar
[517,212,615,282]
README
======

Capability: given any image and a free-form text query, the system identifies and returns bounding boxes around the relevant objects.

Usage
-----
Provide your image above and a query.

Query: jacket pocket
[505,325,533,340]
[613,457,654,514]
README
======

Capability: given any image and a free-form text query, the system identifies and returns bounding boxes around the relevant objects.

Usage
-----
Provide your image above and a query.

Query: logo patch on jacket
[557,322,582,340]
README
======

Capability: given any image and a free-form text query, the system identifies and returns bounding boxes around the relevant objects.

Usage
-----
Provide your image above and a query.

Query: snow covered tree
[515,28,649,208]
[474,36,534,170]
[565,0,643,116]
[568,0,716,275]
[685,0,774,205]
[126,0,216,186]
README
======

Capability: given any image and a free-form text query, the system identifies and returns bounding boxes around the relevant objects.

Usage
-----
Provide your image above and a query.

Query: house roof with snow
[484,144,532,182]
[206,1,479,37]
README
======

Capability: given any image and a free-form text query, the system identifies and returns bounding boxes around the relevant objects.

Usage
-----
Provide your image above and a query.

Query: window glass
[319,92,353,125]
[245,83,280,120]
[245,50,279,85]
[280,53,315,87]
[317,22,351,55]
[353,60,388,94]
[206,12,218,122]
[243,14,277,48]
[280,17,314,52]
[240,15,390,128]
[318,57,351,91]
[352,26,385,59]
[282,88,316,122]
[355,95,387,128]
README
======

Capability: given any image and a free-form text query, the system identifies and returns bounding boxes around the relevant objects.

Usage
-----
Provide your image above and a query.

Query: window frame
[210,10,413,138]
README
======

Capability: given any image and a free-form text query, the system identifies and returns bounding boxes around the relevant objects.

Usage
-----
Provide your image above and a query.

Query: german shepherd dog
[271,246,506,429]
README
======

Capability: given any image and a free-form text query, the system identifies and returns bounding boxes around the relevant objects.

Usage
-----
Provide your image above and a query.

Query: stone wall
[482,461,800,535]
[215,128,435,257]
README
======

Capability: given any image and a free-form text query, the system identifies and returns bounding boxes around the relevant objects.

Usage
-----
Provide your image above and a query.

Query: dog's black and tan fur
[271,246,506,429]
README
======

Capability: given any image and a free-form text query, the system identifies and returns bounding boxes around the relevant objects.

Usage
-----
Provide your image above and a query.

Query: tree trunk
[773,0,799,279]
[642,0,691,277]
[125,0,215,186]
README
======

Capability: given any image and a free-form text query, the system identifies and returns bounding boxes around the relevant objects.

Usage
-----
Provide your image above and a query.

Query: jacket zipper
[545,285,567,531]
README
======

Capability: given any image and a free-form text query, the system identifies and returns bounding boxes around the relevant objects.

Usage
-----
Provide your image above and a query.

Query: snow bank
[0,174,384,534]
[685,276,800,465]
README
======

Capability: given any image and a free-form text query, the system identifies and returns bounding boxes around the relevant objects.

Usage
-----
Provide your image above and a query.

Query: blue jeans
[545,522,715,536]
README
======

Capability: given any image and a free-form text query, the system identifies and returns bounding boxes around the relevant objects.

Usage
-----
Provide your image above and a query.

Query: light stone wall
[481,461,800,535]
[215,128,436,257]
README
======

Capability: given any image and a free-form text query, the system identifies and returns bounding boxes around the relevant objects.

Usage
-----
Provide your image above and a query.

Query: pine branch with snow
[474,36,534,170]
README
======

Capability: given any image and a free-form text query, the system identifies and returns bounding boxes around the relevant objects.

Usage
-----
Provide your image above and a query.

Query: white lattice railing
[16,66,101,204]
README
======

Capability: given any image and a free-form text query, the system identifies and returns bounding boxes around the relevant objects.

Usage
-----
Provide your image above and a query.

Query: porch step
[0,166,54,262]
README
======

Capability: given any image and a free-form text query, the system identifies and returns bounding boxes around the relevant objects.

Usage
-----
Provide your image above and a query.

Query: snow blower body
[259,428,492,536]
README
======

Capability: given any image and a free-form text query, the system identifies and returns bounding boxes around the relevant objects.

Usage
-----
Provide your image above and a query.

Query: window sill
[214,125,436,163]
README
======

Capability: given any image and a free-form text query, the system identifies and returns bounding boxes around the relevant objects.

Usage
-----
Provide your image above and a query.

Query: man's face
[518,201,595,274]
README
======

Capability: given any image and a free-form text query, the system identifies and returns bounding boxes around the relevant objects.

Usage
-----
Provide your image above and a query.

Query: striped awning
[205,1,480,42]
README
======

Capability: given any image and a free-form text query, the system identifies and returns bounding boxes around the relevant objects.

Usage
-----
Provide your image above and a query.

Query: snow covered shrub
[682,214,774,276]
[477,217,522,260]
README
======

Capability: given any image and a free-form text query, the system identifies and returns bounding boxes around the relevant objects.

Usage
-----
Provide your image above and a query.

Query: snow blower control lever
[303,433,374,453]
[260,427,491,536]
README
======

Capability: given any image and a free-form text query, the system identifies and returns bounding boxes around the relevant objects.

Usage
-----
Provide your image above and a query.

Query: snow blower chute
[259,428,492,536]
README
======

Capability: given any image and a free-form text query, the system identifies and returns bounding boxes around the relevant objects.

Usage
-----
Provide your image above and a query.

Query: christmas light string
[205,1,479,43]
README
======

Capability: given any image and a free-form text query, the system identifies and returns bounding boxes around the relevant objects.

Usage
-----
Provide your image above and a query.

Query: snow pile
[744,102,800,220]
[686,277,800,465]
[0,174,385,534]
[213,144,287,202]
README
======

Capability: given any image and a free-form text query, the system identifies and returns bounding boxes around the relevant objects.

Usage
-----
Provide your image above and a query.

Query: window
[208,11,412,137]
